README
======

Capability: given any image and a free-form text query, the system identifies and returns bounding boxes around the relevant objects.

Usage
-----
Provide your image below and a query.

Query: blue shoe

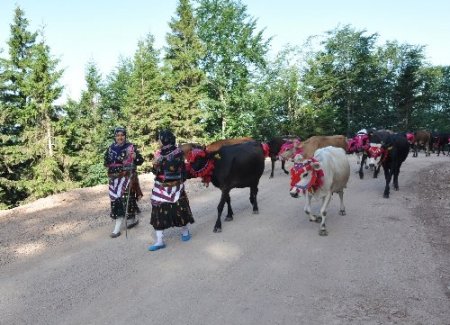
[181,232,191,242]
[148,244,166,251]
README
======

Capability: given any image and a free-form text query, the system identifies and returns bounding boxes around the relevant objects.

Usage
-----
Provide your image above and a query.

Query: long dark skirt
[150,191,194,230]
[110,194,138,220]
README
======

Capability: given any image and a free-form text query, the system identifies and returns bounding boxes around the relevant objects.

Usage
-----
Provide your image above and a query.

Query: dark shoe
[148,244,166,251]
[110,232,121,238]
[127,219,139,229]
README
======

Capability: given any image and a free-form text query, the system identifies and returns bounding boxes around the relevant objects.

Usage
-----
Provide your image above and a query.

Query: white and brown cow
[289,146,350,236]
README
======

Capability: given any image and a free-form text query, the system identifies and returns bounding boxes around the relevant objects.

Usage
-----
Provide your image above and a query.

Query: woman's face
[115,132,125,145]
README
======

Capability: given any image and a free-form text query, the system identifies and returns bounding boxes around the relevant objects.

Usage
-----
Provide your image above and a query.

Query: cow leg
[304,194,314,221]
[249,185,259,214]
[269,157,276,178]
[373,164,381,178]
[383,165,392,198]
[318,192,332,236]
[214,190,229,232]
[337,190,346,215]
[224,191,234,222]
[281,160,289,174]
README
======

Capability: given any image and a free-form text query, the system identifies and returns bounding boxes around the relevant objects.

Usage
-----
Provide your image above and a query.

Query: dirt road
[1,154,449,324]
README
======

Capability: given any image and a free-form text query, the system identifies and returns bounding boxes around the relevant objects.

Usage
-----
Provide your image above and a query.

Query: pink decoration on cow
[406,132,415,144]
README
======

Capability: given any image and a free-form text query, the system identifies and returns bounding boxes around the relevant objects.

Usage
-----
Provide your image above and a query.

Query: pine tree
[62,61,109,186]
[124,34,164,168]
[20,35,69,198]
[0,6,38,208]
[164,0,206,144]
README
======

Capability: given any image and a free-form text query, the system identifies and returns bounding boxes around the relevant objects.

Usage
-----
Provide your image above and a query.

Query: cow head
[185,148,215,185]
[367,143,383,169]
[289,157,324,198]
[279,140,303,161]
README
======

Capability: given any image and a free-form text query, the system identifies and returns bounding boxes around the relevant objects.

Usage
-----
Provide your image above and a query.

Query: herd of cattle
[180,130,449,235]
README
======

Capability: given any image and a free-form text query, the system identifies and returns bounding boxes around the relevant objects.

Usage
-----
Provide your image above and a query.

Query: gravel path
[1,154,449,324]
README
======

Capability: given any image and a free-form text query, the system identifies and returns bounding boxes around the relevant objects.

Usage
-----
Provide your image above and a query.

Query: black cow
[187,141,265,232]
[267,136,300,178]
[373,133,409,198]
[431,132,450,156]
[358,130,393,179]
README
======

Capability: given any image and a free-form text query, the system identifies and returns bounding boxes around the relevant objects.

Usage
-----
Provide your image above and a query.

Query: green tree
[392,44,426,131]
[61,61,109,186]
[253,45,303,139]
[124,33,164,168]
[301,26,384,135]
[164,0,206,143]
[196,0,269,138]
[0,7,38,208]
[102,57,133,124]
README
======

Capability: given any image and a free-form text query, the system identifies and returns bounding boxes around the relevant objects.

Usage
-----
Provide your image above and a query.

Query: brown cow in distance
[412,130,431,157]
[280,135,348,161]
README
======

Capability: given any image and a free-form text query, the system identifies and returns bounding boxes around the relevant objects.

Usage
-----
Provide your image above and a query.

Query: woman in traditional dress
[148,130,195,251]
[104,127,144,238]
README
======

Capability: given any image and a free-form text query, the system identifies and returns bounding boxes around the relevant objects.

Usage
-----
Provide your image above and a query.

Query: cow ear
[312,161,321,170]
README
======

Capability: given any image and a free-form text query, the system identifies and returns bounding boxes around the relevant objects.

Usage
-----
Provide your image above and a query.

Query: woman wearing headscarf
[104,127,144,238]
[148,130,195,251]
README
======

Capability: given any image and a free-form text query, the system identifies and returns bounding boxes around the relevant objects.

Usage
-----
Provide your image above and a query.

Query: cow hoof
[319,229,328,236]
[253,210,259,215]
[309,215,317,222]
[213,228,222,233]
[224,216,233,222]
[339,210,346,216]
[359,173,364,179]
[383,193,389,199]
[394,187,399,191]
[365,165,369,169]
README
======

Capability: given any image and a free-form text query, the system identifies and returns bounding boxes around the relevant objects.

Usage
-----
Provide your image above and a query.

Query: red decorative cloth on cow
[290,158,324,194]
[185,148,215,185]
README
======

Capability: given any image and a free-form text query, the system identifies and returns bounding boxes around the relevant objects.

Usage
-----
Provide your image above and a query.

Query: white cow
[289,146,350,236]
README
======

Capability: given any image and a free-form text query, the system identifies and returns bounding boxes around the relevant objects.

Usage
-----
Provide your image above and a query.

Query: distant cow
[411,130,431,157]
[280,135,347,161]
[431,132,450,156]
[266,136,301,178]
[186,141,265,232]
[289,146,350,236]
[373,134,409,198]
